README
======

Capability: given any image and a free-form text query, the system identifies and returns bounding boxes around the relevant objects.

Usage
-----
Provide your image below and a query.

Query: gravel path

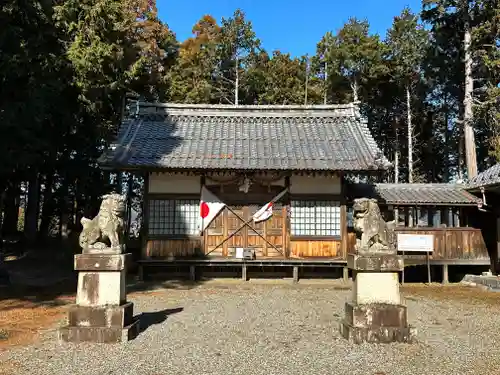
[2,280,500,375]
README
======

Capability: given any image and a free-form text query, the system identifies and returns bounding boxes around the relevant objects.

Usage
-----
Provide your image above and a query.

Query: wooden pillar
[442,264,449,284]
[284,175,291,258]
[200,175,206,256]
[138,264,144,282]
[496,217,500,274]
[340,173,348,260]
[141,172,150,260]
[189,265,196,281]
[343,267,349,282]
[242,263,248,281]
[293,266,299,283]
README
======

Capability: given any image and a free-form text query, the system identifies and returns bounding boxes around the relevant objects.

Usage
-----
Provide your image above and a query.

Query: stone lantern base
[339,253,416,344]
[59,252,140,343]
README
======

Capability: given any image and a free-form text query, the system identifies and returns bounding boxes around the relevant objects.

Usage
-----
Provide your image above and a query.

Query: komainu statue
[79,193,126,252]
[352,198,396,254]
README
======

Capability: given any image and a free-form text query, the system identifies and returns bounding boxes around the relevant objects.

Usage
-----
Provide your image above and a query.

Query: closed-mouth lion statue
[78,193,126,251]
[352,197,396,254]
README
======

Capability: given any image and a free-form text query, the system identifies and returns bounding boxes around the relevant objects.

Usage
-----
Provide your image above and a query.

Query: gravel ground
[1,280,500,375]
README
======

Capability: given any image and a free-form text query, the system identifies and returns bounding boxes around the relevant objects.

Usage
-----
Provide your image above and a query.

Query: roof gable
[98,102,390,172]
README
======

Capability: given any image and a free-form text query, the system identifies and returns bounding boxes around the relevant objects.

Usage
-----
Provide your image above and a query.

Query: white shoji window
[290,200,341,236]
[148,199,199,235]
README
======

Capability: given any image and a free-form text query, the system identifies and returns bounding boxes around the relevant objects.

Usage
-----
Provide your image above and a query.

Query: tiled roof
[467,163,500,189]
[98,102,391,172]
[347,183,481,206]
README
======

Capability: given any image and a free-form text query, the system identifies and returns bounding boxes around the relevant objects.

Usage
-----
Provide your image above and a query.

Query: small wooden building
[347,183,489,266]
[98,101,490,280]
[467,164,500,273]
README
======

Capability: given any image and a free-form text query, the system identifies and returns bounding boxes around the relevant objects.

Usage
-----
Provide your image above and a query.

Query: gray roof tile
[467,163,500,189]
[98,102,391,172]
[348,183,481,206]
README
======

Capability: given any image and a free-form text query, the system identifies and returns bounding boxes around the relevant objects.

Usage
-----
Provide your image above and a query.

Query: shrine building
[98,101,491,281]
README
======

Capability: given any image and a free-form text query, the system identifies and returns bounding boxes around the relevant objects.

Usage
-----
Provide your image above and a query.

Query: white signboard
[397,234,434,253]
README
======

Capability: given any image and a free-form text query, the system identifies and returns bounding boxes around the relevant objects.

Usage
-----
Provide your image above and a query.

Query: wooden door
[245,204,285,258]
[226,206,247,257]
[204,210,224,257]
[203,203,287,259]
[264,205,285,257]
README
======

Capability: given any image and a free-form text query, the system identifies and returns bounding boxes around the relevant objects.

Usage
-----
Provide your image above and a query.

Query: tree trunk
[406,85,413,183]
[59,180,70,240]
[0,186,5,235]
[351,78,359,102]
[394,117,400,184]
[39,173,55,238]
[235,55,239,106]
[458,123,465,181]
[463,8,478,178]
[24,173,40,246]
[443,96,450,182]
[2,184,20,237]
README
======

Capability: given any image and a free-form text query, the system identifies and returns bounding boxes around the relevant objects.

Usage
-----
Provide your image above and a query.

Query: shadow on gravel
[137,307,184,334]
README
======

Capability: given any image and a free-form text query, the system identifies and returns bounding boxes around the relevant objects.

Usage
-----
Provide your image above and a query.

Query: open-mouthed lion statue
[79,193,126,252]
[352,197,396,254]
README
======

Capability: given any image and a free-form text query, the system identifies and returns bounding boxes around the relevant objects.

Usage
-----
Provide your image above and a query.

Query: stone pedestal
[59,252,139,343]
[339,253,416,344]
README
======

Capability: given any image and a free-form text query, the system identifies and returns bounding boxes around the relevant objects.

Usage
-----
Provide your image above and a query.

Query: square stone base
[59,319,140,343]
[339,302,416,344]
[68,302,134,327]
[59,302,139,343]
[339,320,415,344]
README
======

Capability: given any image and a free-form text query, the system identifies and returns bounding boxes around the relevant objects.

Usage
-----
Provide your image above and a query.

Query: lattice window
[290,200,341,236]
[148,199,199,235]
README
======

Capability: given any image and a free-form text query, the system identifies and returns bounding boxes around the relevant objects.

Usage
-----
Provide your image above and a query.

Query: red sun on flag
[200,201,210,219]
[199,187,226,232]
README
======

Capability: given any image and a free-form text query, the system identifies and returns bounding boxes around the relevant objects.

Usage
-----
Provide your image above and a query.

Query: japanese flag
[252,188,288,223]
[199,186,226,233]
[253,202,274,223]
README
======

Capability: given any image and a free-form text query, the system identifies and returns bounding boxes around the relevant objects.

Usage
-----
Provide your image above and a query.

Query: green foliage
[325,18,388,102]
[1,0,500,240]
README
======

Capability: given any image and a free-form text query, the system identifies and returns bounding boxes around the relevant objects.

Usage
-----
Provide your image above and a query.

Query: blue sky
[158,0,422,57]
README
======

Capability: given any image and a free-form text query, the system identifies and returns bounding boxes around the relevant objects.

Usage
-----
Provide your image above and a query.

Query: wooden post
[189,265,196,281]
[343,267,349,283]
[141,172,150,260]
[427,251,432,285]
[138,264,144,282]
[242,263,248,281]
[340,172,348,261]
[284,176,291,258]
[442,264,449,284]
[402,248,405,285]
[293,266,299,283]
